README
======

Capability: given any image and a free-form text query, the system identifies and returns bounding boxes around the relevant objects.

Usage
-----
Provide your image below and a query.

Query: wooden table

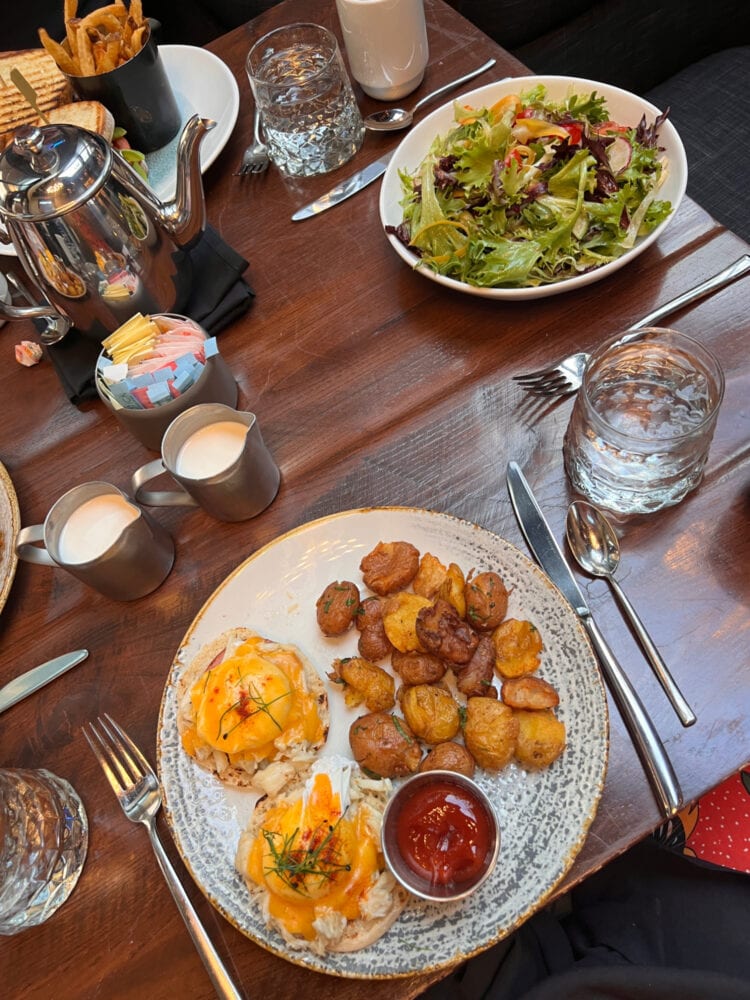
[2,1,749,996]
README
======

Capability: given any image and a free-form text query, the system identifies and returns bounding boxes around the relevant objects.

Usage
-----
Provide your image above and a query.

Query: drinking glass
[563,327,724,514]
[246,22,365,177]
[0,769,88,935]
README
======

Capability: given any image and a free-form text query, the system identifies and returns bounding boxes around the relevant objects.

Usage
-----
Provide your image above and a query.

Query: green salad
[386,85,672,289]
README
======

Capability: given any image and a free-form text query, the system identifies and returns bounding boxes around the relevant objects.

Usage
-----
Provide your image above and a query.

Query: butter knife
[506,462,682,819]
[0,650,89,714]
[292,59,500,221]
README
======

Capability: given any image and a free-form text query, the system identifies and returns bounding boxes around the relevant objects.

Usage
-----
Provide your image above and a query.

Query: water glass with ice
[0,768,88,935]
[563,327,724,514]
[15,482,175,600]
[245,22,365,177]
[131,402,281,522]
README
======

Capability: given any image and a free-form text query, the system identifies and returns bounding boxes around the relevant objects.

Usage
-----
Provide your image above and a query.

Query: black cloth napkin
[46,226,254,404]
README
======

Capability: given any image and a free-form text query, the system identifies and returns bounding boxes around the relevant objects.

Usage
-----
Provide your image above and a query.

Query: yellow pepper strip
[410,219,470,265]
[511,118,570,143]
[489,94,522,123]
[511,144,536,166]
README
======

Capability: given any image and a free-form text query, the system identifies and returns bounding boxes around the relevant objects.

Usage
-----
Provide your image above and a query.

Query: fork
[513,253,750,395]
[235,105,269,176]
[84,715,243,1000]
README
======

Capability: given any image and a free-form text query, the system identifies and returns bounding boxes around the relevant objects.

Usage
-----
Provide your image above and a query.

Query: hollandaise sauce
[395,778,494,888]
[246,771,379,940]
[182,636,325,765]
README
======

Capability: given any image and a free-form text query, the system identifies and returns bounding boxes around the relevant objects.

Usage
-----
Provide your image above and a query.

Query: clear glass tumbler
[0,768,88,935]
[246,22,365,177]
[563,327,725,514]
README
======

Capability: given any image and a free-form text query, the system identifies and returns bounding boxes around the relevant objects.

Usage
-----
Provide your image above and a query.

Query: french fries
[38,0,150,77]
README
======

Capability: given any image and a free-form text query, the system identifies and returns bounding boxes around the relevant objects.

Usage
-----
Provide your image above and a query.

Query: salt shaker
[335,0,429,100]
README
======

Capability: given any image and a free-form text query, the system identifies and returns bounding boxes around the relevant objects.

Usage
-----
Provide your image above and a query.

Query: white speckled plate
[0,461,20,615]
[157,507,609,978]
[145,45,240,200]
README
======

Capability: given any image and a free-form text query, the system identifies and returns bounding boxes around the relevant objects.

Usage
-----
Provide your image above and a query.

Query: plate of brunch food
[379,75,687,299]
[157,507,609,977]
[0,461,21,615]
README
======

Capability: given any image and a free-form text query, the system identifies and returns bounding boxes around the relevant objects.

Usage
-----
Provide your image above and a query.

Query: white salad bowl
[378,74,688,300]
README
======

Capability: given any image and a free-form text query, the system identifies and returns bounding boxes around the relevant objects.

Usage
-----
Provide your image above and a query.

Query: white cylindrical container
[335,0,429,100]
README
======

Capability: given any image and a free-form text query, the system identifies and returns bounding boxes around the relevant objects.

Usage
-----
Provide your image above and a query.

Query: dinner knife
[0,650,89,714]
[505,462,682,819]
[291,61,503,221]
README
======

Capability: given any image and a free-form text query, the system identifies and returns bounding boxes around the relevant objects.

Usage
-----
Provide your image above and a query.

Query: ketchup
[395,779,494,888]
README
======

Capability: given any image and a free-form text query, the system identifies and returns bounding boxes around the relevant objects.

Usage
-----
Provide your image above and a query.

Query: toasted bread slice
[0,49,71,148]
[176,628,329,792]
[47,101,115,142]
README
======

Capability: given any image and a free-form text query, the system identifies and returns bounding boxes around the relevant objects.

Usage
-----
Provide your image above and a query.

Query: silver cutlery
[514,253,750,395]
[84,715,243,1000]
[364,57,496,132]
[506,461,682,818]
[236,105,269,176]
[0,649,88,714]
[292,62,502,221]
[566,500,696,727]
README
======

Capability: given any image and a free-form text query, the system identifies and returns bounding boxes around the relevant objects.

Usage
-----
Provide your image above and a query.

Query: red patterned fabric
[677,768,750,874]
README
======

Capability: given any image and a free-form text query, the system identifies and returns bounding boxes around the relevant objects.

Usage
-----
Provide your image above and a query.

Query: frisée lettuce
[385,85,673,289]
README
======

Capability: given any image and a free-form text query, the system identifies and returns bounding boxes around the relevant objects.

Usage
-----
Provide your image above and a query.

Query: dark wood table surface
[2,1,749,996]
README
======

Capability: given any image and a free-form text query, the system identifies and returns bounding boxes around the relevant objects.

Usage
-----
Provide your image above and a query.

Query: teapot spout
[160,114,217,249]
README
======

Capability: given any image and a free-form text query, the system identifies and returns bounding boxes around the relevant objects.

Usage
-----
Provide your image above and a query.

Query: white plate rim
[145,44,240,200]
[378,74,688,301]
[157,506,609,978]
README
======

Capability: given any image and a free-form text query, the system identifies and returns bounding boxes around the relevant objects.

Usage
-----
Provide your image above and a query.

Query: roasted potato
[437,562,467,617]
[391,649,447,685]
[328,657,395,712]
[400,684,461,744]
[501,675,559,710]
[382,591,432,652]
[415,598,479,665]
[349,711,422,778]
[412,552,448,599]
[514,709,566,769]
[465,570,509,631]
[360,541,420,596]
[316,580,360,636]
[419,741,476,778]
[355,596,393,661]
[492,619,543,677]
[463,696,519,770]
[455,634,497,698]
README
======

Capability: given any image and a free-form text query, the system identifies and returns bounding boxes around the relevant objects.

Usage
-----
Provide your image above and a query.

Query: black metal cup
[64,26,180,153]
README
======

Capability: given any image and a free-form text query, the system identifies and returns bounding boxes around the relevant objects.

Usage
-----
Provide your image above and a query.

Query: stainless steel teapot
[0,114,215,343]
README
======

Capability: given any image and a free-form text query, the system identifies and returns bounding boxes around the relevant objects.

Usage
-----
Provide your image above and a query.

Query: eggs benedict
[236,756,407,954]
[177,628,329,792]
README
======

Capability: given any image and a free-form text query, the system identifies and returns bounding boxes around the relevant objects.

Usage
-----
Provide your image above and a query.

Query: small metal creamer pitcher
[0,115,214,343]
[131,403,281,523]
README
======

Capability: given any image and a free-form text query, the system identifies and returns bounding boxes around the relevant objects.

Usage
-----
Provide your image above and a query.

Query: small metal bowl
[381,769,500,902]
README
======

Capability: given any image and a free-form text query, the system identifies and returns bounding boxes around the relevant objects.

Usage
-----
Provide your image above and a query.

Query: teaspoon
[363,58,497,132]
[566,500,697,728]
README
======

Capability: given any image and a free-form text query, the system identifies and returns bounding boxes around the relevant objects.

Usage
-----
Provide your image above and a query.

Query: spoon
[364,58,497,132]
[566,500,696,728]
